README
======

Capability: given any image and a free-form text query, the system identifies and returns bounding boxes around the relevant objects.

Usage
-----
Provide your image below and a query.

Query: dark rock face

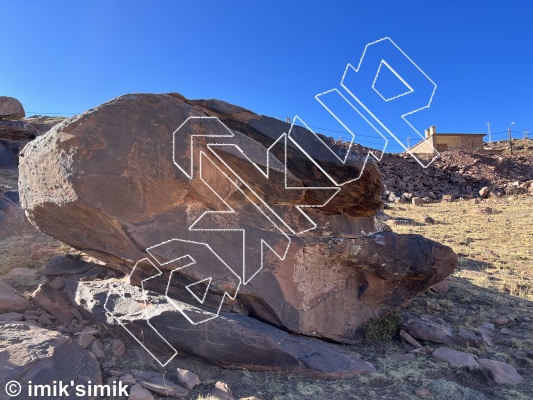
[19,93,457,347]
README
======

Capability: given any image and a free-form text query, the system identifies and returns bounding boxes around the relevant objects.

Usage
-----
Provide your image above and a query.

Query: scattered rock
[412,197,425,206]
[430,279,451,294]
[176,368,201,390]
[401,314,466,347]
[0,312,23,322]
[78,333,96,349]
[112,338,126,357]
[0,322,102,399]
[36,314,53,325]
[138,377,189,397]
[120,373,137,386]
[477,358,523,385]
[421,214,435,224]
[479,187,491,198]
[458,327,485,347]
[400,329,422,348]
[31,282,74,322]
[209,381,234,400]
[493,316,510,325]
[90,339,105,358]
[128,383,154,400]
[500,328,511,335]
[48,276,65,291]
[0,280,31,313]
[432,347,479,368]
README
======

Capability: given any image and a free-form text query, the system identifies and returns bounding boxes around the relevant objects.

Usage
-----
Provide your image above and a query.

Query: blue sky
[1,1,531,151]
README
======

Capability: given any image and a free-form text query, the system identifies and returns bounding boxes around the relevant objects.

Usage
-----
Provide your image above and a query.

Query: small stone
[91,339,105,358]
[478,358,523,384]
[432,347,479,368]
[430,280,450,294]
[24,314,39,321]
[479,187,491,199]
[415,388,431,396]
[0,281,31,313]
[48,277,65,291]
[37,315,53,325]
[209,381,234,400]
[500,328,511,335]
[421,214,435,224]
[480,323,495,331]
[112,339,126,357]
[0,312,23,322]
[493,316,509,325]
[78,334,96,349]
[176,368,201,390]
[128,383,154,400]
[138,378,188,397]
[74,329,100,336]
[522,316,531,322]
[120,373,137,386]
[412,197,424,206]
[109,369,124,376]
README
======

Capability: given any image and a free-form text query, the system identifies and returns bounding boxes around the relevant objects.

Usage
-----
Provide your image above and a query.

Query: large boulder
[19,93,457,345]
[0,96,25,120]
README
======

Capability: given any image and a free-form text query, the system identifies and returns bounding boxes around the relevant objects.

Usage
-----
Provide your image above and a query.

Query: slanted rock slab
[478,358,523,385]
[432,347,479,368]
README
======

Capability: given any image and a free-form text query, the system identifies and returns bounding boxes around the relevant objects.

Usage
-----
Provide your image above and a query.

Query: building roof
[433,133,486,137]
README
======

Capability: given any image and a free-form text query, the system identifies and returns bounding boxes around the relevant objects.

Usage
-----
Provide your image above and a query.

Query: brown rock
[90,339,105,358]
[128,383,154,400]
[31,282,74,322]
[176,368,201,390]
[412,197,424,206]
[415,388,431,396]
[120,373,137,385]
[401,314,466,347]
[0,281,31,313]
[112,339,126,357]
[77,333,96,349]
[48,276,65,291]
[430,279,451,294]
[138,377,189,397]
[0,96,25,120]
[493,316,510,325]
[209,381,234,400]
[432,347,479,368]
[478,358,523,384]
[479,186,491,198]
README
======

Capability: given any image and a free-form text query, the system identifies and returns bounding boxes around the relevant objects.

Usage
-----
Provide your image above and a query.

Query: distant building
[410,126,486,153]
